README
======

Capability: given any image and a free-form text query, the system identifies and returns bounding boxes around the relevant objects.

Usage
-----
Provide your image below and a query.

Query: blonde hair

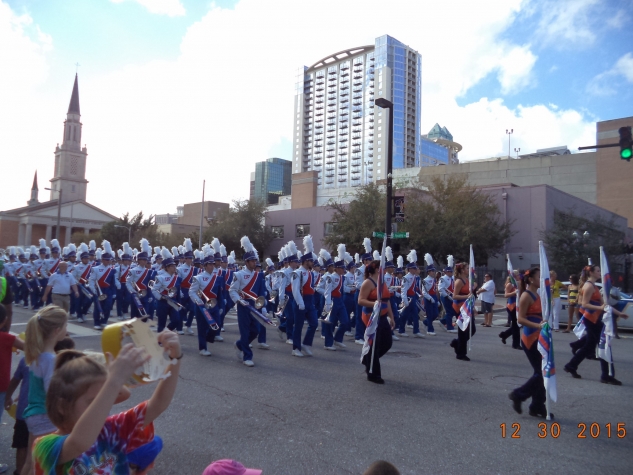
[46,350,107,430]
[25,306,68,364]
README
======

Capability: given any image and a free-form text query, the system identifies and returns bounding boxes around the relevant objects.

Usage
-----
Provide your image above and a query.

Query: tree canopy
[203,199,273,259]
[401,176,513,265]
[100,212,163,250]
[324,183,385,255]
[543,209,625,277]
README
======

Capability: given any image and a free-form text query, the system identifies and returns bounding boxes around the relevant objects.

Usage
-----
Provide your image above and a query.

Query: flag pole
[368,236,387,375]
[468,245,473,353]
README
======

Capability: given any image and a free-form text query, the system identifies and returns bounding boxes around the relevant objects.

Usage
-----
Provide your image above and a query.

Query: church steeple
[68,74,80,114]
[28,171,39,206]
[51,74,88,203]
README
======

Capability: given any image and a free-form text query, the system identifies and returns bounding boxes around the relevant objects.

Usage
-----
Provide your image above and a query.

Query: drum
[101,318,176,385]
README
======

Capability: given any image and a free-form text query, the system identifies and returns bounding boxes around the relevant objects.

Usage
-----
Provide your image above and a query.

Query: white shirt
[48,272,77,295]
[479,280,496,304]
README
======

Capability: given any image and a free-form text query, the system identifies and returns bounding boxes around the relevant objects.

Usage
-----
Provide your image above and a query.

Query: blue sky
[1,0,631,217]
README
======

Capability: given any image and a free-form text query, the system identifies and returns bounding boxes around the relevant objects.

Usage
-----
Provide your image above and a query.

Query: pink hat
[202,459,262,475]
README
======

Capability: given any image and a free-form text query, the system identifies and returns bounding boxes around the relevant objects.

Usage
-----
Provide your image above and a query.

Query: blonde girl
[21,306,68,475]
[32,331,181,474]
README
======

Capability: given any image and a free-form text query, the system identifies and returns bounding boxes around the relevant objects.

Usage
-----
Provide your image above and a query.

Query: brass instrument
[197,290,217,309]
[79,283,93,299]
[240,291,266,310]
[132,279,148,298]
[95,284,108,302]
[274,295,288,317]
[147,280,183,311]
[320,302,333,324]
[168,287,178,298]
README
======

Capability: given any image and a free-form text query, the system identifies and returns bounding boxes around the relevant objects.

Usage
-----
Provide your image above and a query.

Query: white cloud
[497,45,538,94]
[110,0,185,17]
[0,0,600,218]
[586,52,633,96]
[534,0,601,48]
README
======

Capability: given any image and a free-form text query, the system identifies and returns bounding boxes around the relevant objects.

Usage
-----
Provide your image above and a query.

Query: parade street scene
[1,1,632,474]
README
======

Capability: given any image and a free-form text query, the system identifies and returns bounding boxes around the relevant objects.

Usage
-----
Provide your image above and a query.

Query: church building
[0,75,116,248]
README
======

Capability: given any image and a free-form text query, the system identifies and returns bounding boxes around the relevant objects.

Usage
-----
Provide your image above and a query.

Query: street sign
[372,231,409,239]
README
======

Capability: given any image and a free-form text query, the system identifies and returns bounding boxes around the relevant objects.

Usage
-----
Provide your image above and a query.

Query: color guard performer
[178,238,196,335]
[290,236,318,357]
[190,247,225,356]
[229,236,269,367]
[354,238,374,344]
[279,242,300,344]
[450,262,476,361]
[88,240,120,329]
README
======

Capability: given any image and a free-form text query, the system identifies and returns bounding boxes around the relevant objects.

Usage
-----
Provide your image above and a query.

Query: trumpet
[240,291,266,310]
[197,290,217,309]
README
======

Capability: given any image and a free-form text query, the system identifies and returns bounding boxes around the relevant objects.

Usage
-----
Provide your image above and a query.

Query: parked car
[559,281,633,329]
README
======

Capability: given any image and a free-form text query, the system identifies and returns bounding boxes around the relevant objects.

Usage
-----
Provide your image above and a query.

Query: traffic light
[619,126,632,161]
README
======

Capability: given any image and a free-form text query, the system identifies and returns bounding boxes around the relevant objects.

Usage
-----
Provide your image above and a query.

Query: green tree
[401,176,514,265]
[324,183,385,255]
[543,209,625,277]
[202,199,273,259]
[100,212,159,249]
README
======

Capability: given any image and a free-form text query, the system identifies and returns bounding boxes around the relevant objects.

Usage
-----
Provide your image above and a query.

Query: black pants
[500,308,521,348]
[362,316,393,379]
[513,342,546,412]
[453,321,476,357]
[567,318,611,379]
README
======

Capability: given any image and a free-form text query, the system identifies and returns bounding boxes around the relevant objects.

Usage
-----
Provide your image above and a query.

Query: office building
[421,123,461,165]
[293,34,421,191]
[253,157,291,205]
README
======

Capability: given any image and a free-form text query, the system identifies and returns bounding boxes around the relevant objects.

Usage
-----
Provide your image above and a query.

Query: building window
[70,156,78,176]
[324,222,337,236]
[295,224,310,238]
[271,225,284,239]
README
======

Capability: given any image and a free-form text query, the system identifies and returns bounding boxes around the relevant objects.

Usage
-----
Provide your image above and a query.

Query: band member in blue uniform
[115,242,133,320]
[343,254,356,337]
[229,236,269,367]
[151,247,183,333]
[320,244,352,351]
[316,251,331,340]
[127,239,153,319]
[398,250,424,338]
[354,238,373,345]
[190,248,225,356]
[439,255,457,333]
[88,240,120,329]
[422,253,440,336]
[279,243,300,344]
[382,247,400,341]
[178,238,196,335]
[290,236,319,357]
[72,243,93,323]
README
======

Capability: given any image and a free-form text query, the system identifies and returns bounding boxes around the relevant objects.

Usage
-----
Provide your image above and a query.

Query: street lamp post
[514,147,521,159]
[375,97,394,245]
[506,129,513,158]
[114,225,131,244]
[44,187,62,241]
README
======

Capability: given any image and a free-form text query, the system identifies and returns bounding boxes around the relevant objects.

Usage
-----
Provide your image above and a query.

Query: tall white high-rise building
[292,35,421,194]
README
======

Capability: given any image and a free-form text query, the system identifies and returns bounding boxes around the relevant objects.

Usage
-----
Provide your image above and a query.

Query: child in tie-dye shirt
[32,331,181,475]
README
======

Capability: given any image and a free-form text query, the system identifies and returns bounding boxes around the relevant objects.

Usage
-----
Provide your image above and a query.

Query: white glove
[180,291,185,299]
[239,299,249,306]
[424,293,433,301]
[298,304,305,311]
[261,308,268,317]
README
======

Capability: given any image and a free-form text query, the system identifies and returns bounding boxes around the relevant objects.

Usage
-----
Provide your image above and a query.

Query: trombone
[320,302,334,324]
[274,295,288,317]
[95,284,108,302]
[132,279,148,298]
[148,281,183,311]
[197,290,217,309]
[239,291,266,310]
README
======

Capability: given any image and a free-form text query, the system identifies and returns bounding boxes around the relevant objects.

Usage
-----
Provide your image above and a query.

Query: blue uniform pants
[293,294,318,350]
[441,296,456,330]
[398,296,420,334]
[195,305,219,351]
[156,299,181,333]
[93,290,115,327]
[116,285,131,317]
[344,292,355,332]
[281,295,295,340]
[180,288,195,328]
[236,304,259,361]
[423,296,439,332]
[76,290,92,320]
[323,298,349,347]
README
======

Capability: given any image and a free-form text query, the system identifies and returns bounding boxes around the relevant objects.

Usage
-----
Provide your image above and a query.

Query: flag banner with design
[457,295,475,331]
[598,246,614,375]
[538,322,557,402]
[539,241,552,323]
[361,236,387,362]
[469,245,475,293]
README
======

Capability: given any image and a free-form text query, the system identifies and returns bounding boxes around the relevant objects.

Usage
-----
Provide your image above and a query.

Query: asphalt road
[2,306,632,475]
